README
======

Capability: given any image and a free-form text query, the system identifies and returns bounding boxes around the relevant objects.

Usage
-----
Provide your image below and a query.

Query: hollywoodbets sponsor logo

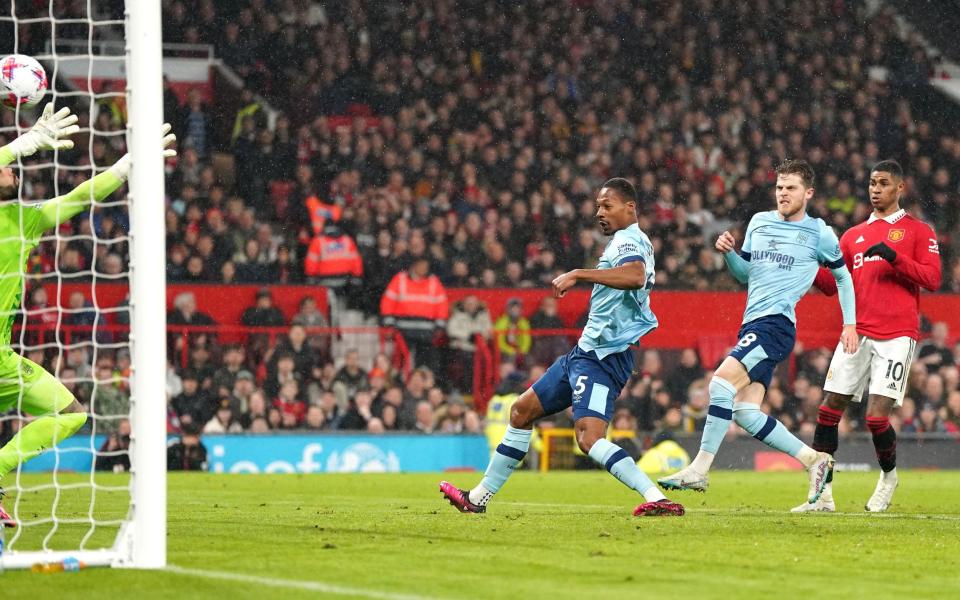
[751,249,796,270]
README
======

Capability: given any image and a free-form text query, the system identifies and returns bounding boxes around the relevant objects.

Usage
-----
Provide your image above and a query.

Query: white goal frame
[0,0,166,570]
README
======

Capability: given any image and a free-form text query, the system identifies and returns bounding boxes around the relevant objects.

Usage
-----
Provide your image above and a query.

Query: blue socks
[589,438,665,502]
[471,426,532,505]
[691,378,820,474]
[701,377,736,454]
[733,402,804,458]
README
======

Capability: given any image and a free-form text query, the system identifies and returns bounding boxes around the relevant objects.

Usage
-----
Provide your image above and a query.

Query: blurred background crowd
[1,0,959,448]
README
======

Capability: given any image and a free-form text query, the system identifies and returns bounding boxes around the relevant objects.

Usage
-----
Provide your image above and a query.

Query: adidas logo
[887,382,898,391]
[855,235,865,243]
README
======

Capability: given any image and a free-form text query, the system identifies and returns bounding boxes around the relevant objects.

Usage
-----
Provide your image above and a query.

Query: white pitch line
[498,501,960,520]
[167,565,446,600]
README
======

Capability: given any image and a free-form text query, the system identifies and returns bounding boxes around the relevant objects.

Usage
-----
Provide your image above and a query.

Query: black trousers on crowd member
[400,329,438,375]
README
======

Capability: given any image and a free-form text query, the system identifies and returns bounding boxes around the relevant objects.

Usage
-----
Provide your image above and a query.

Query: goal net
[0,0,166,569]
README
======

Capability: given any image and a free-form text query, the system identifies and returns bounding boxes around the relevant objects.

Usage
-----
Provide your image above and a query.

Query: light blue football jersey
[578,223,658,359]
[740,211,844,325]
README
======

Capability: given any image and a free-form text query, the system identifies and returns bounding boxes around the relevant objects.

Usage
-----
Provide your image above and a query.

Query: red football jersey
[815,209,941,340]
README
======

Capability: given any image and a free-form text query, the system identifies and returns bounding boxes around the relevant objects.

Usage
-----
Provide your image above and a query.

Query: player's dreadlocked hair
[776,159,815,189]
[602,177,637,205]
[872,159,904,180]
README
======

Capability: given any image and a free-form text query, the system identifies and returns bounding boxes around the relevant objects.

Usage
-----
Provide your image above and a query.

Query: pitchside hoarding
[22,433,960,473]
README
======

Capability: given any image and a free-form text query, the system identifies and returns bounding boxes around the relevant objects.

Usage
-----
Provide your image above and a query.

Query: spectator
[291,295,331,363]
[240,390,269,430]
[249,416,271,433]
[381,257,449,372]
[918,402,946,433]
[268,324,316,383]
[332,349,370,410]
[95,418,131,472]
[272,379,305,426]
[62,291,97,342]
[231,370,256,411]
[317,390,342,430]
[181,88,211,159]
[204,398,244,434]
[167,422,208,471]
[167,292,216,355]
[304,405,325,430]
[241,288,287,328]
[92,355,129,433]
[434,393,481,434]
[172,369,213,426]
[241,288,287,359]
[668,349,705,401]
[446,295,493,392]
[917,322,954,373]
[494,298,532,366]
[340,390,375,431]
[681,381,709,433]
[528,296,567,367]
[212,344,247,395]
[414,401,434,434]
[24,285,58,347]
[235,239,272,283]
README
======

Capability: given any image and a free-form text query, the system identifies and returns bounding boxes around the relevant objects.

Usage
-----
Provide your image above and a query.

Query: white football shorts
[823,335,916,406]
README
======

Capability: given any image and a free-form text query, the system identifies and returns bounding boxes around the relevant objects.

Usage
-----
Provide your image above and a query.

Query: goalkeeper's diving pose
[0,104,175,526]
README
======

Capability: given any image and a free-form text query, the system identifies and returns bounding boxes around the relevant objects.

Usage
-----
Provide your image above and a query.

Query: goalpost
[0,0,165,569]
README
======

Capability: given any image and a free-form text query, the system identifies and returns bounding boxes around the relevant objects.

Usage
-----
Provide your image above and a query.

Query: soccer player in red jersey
[794,160,942,513]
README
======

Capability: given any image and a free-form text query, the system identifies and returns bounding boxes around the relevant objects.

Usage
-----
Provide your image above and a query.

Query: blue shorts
[532,345,634,422]
[729,315,796,388]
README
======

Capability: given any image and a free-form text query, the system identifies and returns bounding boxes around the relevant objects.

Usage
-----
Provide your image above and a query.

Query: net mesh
[1,0,132,554]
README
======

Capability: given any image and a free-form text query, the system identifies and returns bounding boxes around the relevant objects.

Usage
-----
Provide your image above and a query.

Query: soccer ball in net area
[0,54,47,109]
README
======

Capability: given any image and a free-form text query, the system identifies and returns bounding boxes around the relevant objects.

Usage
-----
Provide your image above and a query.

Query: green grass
[3,470,960,599]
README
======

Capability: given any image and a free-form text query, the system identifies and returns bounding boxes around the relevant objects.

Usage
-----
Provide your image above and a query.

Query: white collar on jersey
[867,208,906,224]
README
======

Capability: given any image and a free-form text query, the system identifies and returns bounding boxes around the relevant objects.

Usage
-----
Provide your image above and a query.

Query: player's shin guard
[0,412,87,478]
[473,426,532,505]
[701,377,736,454]
[813,405,842,456]
[589,438,665,502]
[866,416,897,472]
[733,402,805,458]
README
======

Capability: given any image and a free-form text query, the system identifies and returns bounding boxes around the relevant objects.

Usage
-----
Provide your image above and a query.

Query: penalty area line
[167,565,446,600]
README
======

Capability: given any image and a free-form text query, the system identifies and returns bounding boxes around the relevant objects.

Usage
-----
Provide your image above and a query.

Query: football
[0,54,47,109]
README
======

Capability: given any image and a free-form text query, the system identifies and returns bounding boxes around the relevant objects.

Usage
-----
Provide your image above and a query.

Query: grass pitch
[3,470,960,599]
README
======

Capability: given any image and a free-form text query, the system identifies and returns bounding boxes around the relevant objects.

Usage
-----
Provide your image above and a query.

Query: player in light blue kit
[659,160,859,505]
[440,178,685,517]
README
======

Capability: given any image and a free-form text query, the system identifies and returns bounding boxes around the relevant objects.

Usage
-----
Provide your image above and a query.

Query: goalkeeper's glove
[108,122,177,181]
[5,103,79,158]
[864,242,897,263]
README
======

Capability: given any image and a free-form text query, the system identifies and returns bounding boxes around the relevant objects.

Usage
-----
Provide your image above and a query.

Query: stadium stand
[1,0,959,440]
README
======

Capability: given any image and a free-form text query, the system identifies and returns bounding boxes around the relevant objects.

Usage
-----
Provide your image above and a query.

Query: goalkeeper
[0,104,175,526]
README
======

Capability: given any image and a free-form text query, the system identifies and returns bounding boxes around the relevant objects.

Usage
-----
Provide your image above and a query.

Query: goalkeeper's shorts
[0,350,75,415]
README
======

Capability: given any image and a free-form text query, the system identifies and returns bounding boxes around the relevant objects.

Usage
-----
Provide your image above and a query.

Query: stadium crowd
[1,0,960,443]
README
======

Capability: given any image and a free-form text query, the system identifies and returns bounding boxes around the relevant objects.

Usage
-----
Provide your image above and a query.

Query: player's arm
[818,225,858,353]
[0,103,78,166]
[864,225,942,291]
[813,233,850,296]
[552,260,646,297]
[36,123,176,231]
[716,230,749,283]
